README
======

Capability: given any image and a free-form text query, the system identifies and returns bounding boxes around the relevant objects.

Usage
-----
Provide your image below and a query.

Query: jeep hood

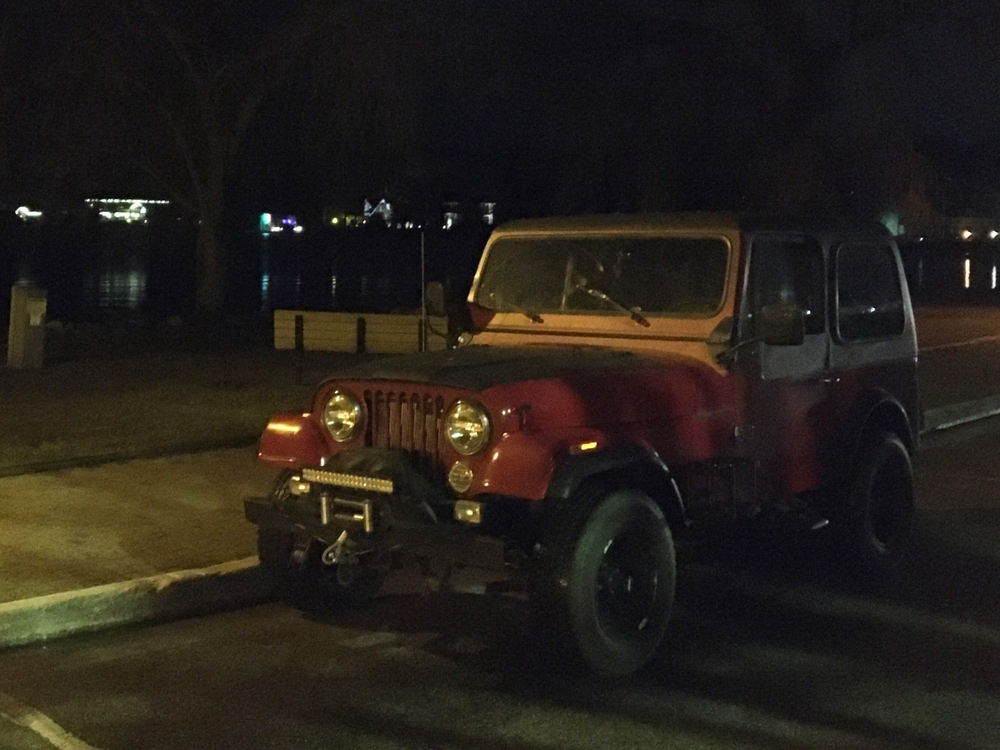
[323,344,739,466]
[326,345,671,391]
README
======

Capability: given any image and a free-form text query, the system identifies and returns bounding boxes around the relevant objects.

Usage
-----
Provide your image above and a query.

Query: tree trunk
[194,219,224,316]
[193,146,228,317]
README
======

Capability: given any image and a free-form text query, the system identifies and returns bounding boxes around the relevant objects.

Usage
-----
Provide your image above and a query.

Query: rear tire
[547,486,676,676]
[842,432,914,579]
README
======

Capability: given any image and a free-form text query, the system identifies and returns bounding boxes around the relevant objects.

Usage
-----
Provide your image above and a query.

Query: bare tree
[107,0,334,315]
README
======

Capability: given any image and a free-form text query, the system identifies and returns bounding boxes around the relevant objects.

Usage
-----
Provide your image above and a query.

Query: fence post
[294,314,304,385]
[356,316,366,354]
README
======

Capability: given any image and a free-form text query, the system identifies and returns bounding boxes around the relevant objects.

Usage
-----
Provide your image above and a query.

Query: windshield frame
[471,230,734,322]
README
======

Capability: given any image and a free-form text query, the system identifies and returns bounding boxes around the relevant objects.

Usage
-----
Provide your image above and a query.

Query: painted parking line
[0,692,101,750]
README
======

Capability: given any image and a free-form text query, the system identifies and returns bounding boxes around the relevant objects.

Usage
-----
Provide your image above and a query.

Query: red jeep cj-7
[245,213,919,675]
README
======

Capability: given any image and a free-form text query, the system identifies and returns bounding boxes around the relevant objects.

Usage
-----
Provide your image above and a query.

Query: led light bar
[302,468,393,495]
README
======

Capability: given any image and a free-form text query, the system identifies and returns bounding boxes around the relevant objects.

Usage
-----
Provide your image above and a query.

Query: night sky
[3,0,1000,223]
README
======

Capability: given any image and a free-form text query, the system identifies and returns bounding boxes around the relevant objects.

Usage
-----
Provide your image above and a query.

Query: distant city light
[443,201,460,230]
[85,198,169,205]
[992,264,997,290]
[961,229,974,240]
[331,217,339,225]
[14,206,43,221]
[991,230,998,240]
[480,202,496,225]
[259,213,300,234]
[364,199,393,225]
[85,198,166,224]
[964,258,971,288]
[879,211,903,236]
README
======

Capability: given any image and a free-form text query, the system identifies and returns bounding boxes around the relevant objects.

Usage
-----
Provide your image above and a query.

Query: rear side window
[836,242,904,341]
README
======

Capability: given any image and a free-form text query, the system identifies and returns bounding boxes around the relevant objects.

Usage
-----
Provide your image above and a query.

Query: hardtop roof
[491,212,892,238]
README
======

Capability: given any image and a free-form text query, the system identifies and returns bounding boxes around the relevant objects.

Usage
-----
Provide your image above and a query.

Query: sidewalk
[0,320,367,646]
[0,309,998,649]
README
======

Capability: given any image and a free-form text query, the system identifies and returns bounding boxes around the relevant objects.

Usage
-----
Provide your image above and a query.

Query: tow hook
[320,530,361,587]
[321,530,352,566]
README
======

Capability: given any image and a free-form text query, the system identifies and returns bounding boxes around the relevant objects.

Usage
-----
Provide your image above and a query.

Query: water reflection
[96,269,146,310]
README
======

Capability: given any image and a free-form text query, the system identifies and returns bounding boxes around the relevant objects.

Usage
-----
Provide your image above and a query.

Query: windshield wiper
[486,292,543,324]
[570,274,650,327]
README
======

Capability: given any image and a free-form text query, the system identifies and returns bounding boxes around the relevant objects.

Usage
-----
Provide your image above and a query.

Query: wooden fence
[274,310,448,354]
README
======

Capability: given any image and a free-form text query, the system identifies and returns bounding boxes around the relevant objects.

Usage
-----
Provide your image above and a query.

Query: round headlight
[322,390,361,442]
[445,400,491,455]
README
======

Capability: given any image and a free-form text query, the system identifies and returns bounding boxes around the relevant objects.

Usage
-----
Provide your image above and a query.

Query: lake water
[1,223,487,322]
[3,224,997,323]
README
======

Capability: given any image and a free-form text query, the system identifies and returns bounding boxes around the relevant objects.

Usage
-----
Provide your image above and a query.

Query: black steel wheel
[549,487,676,676]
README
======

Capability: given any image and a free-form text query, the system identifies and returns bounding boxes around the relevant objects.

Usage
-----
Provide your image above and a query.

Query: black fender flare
[545,442,687,531]
[831,388,916,494]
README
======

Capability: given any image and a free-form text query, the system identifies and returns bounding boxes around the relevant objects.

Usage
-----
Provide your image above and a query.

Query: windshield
[475,235,730,319]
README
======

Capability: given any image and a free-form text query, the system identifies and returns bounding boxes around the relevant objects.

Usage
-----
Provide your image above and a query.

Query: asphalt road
[2,413,1000,750]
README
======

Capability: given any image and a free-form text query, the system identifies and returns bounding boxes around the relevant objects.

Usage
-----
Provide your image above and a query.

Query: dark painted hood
[325,345,671,391]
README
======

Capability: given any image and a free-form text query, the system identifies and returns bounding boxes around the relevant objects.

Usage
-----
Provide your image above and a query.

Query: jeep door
[738,233,831,503]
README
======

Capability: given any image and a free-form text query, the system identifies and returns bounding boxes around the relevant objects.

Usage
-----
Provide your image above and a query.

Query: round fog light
[448,461,474,494]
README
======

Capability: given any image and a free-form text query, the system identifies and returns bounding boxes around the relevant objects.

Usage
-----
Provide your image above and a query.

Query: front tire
[549,487,676,676]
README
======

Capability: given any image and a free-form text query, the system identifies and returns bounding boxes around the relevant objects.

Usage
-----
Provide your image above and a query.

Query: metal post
[294,314,304,385]
[420,231,427,352]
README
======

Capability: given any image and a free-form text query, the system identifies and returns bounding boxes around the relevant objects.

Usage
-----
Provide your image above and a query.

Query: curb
[0,436,259,479]
[0,557,272,650]
[921,395,1000,434]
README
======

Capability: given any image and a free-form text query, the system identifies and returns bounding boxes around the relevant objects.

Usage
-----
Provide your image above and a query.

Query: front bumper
[244,450,523,571]
[245,496,508,571]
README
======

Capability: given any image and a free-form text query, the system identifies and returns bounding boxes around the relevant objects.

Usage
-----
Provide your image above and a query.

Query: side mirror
[759,302,805,346]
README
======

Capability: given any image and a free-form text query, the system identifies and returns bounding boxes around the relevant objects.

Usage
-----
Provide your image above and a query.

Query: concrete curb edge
[0,557,272,650]
[921,395,1000,434]
[0,436,259,479]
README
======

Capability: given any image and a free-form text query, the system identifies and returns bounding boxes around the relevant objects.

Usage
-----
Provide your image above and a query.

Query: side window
[836,243,904,341]
[748,237,825,337]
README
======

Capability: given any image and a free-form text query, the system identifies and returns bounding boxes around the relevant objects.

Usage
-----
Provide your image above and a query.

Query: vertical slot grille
[364,390,446,478]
